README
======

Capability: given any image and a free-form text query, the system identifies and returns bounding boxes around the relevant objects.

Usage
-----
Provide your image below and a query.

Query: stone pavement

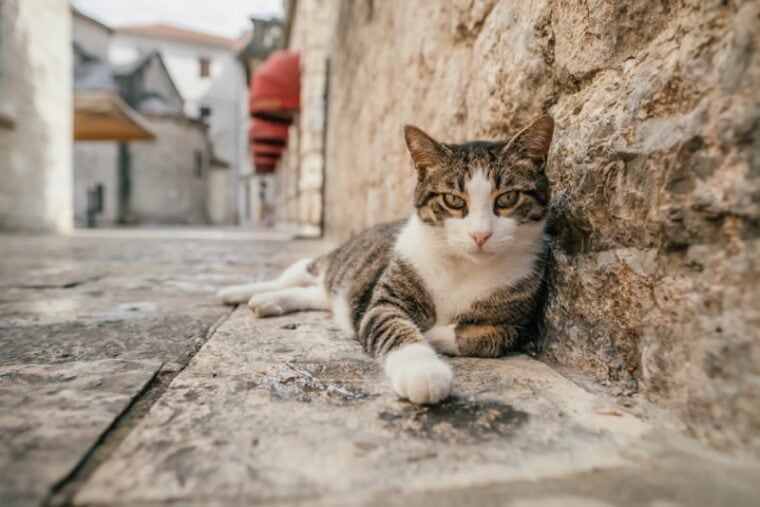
[1,229,758,507]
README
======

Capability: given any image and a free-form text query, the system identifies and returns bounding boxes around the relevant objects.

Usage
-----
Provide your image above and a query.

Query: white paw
[216,285,253,304]
[424,324,459,355]
[384,343,453,404]
[248,293,285,318]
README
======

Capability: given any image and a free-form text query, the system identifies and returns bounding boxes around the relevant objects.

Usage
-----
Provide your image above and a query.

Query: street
[1,229,758,507]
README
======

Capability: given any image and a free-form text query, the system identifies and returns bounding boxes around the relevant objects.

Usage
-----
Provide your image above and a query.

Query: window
[193,150,204,179]
[199,57,211,78]
[199,106,212,121]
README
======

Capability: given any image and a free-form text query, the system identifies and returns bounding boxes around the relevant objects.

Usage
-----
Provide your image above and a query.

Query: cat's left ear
[404,125,451,172]
[502,115,554,169]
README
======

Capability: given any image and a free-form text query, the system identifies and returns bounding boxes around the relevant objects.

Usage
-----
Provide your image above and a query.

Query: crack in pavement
[7,274,106,290]
[41,306,235,507]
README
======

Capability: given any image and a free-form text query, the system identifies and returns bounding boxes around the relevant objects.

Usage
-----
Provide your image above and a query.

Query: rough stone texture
[0,359,160,507]
[75,307,760,507]
[322,0,759,454]
[0,0,73,232]
[0,229,332,506]
[0,230,326,370]
[274,0,339,236]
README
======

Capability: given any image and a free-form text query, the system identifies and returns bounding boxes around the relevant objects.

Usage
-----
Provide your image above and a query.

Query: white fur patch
[424,324,459,355]
[330,289,354,336]
[384,342,453,404]
[395,214,545,327]
[216,258,318,304]
[248,286,329,318]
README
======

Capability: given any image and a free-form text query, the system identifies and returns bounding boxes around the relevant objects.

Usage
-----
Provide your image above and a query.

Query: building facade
[72,11,211,227]
[110,25,250,224]
[0,0,73,232]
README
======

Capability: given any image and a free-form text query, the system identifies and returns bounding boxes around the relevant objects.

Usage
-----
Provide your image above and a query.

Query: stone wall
[127,114,209,224]
[276,0,339,236]
[323,0,759,454]
[0,0,72,232]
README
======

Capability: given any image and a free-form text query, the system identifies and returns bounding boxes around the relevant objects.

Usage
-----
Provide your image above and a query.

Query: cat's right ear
[403,125,450,173]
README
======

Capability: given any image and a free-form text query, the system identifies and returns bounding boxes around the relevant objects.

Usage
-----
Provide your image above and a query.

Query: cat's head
[403,115,553,260]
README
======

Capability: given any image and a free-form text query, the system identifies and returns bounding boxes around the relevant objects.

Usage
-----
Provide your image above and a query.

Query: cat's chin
[461,250,498,263]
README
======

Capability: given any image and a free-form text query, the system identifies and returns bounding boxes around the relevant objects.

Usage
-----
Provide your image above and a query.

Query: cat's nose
[469,232,492,248]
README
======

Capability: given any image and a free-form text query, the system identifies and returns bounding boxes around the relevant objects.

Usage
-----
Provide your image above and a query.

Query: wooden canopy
[74,91,155,141]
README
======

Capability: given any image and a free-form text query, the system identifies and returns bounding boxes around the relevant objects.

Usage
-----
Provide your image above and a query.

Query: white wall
[0,0,73,232]
[207,167,228,225]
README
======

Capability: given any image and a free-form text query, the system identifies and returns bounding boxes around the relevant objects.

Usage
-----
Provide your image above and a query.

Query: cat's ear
[502,115,554,168]
[404,125,450,171]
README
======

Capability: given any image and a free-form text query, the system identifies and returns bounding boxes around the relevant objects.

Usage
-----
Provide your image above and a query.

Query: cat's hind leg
[248,286,330,318]
[216,258,319,304]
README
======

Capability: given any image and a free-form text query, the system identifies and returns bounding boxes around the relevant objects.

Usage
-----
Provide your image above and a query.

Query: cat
[217,115,554,405]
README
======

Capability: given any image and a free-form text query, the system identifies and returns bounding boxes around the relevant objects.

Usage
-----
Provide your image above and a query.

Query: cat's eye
[442,193,466,209]
[495,191,520,209]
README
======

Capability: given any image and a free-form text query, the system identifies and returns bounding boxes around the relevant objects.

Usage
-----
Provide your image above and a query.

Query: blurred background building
[0,0,283,231]
[0,0,73,232]
[110,23,250,225]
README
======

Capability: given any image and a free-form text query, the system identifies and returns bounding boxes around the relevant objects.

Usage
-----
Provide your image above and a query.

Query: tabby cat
[218,115,554,404]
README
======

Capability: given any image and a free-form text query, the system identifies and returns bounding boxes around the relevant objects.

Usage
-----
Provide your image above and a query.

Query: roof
[112,49,159,76]
[74,60,118,91]
[72,7,113,34]
[74,91,155,142]
[112,50,184,114]
[116,23,241,50]
[73,44,118,91]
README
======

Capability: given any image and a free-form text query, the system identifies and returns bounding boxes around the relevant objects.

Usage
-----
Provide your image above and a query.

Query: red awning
[249,119,288,145]
[254,154,279,175]
[250,147,281,167]
[254,154,280,166]
[250,50,300,123]
[252,143,284,156]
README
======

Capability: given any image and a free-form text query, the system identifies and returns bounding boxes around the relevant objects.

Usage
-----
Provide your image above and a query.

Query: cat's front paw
[216,285,253,304]
[248,293,285,318]
[384,342,453,404]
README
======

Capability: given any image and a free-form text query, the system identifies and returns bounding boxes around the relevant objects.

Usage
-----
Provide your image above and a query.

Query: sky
[72,0,284,39]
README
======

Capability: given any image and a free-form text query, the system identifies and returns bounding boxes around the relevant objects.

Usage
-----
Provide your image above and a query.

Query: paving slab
[0,359,161,507]
[76,308,760,507]
[0,230,332,507]
[0,231,331,369]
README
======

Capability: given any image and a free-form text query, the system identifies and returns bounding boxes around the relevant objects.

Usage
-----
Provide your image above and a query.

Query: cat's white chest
[424,267,495,324]
[413,257,526,326]
[394,217,538,326]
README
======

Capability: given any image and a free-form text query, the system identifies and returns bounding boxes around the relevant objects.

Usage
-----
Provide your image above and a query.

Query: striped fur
[217,115,555,404]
